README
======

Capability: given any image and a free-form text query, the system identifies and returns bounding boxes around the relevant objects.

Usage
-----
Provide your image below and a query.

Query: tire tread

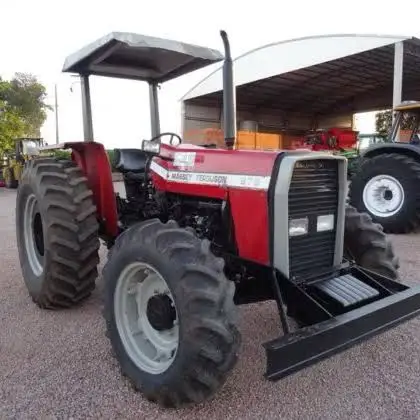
[103,219,240,408]
[345,204,400,280]
[17,158,100,309]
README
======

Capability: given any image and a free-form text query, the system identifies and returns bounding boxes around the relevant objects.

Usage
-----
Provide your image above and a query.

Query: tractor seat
[113,148,148,173]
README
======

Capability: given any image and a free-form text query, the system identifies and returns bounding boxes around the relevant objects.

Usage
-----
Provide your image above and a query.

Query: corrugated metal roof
[181,34,420,116]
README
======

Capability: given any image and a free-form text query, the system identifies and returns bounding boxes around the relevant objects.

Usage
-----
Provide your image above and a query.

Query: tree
[375,109,417,136]
[0,73,52,144]
[0,100,26,154]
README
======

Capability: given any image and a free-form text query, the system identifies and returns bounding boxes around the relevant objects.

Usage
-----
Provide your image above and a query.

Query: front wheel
[348,153,420,233]
[344,205,399,280]
[103,219,240,408]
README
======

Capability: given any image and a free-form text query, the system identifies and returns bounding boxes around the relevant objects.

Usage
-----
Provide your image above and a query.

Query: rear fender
[362,142,420,161]
[43,142,118,238]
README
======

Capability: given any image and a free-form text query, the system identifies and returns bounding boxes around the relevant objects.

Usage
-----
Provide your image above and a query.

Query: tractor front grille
[288,159,339,281]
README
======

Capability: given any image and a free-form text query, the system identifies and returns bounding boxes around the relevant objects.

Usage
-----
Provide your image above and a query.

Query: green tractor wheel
[4,167,18,189]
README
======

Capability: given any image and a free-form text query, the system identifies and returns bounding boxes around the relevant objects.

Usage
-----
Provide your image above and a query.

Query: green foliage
[106,149,116,170]
[375,109,417,136]
[375,111,392,136]
[52,149,72,160]
[0,73,51,153]
[1,73,52,137]
[48,149,118,172]
[0,100,26,154]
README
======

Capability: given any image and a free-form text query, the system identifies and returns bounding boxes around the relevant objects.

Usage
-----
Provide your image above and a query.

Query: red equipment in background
[290,127,358,151]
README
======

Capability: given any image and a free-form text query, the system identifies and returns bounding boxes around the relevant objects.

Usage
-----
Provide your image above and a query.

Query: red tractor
[15,30,420,408]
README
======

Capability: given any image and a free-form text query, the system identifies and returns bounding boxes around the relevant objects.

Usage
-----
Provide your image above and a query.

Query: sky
[1,0,419,149]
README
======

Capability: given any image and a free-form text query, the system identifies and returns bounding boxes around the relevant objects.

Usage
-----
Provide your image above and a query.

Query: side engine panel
[149,145,277,265]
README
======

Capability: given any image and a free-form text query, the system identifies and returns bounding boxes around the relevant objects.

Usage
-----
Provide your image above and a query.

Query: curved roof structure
[181,34,420,116]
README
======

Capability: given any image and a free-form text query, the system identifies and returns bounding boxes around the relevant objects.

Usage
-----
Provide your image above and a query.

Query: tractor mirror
[142,139,161,155]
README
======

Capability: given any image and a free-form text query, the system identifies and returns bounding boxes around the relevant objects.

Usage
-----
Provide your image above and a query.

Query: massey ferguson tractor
[15,30,420,408]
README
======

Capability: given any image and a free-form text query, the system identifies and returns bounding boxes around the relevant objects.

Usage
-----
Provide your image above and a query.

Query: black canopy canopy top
[62,31,224,83]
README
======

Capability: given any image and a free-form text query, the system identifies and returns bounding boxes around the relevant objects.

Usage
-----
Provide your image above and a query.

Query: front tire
[103,219,240,408]
[349,153,420,233]
[15,158,100,309]
[344,205,399,280]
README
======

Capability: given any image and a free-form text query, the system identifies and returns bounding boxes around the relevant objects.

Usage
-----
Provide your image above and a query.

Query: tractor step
[263,284,420,381]
[314,274,379,307]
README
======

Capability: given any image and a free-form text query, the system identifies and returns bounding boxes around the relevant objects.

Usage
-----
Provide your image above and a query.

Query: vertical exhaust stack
[220,30,236,149]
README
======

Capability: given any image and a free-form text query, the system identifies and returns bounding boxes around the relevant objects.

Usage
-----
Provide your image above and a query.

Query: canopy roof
[181,34,420,116]
[62,32,224,83]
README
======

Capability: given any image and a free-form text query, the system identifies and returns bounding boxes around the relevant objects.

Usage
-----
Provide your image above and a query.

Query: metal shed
[180,34,420,138]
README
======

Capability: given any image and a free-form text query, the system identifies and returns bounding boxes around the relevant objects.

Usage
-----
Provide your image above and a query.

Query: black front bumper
[264,284,420,380]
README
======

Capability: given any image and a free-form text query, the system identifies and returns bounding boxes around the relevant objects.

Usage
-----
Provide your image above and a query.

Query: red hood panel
[159,143,280,176]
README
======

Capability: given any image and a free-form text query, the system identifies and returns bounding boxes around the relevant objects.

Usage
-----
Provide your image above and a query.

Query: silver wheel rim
[362,174,405,217]
[114,262,179,375]
[23,194,44,276]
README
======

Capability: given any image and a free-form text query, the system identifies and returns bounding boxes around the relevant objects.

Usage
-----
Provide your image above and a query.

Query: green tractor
[2,137,43,189]
[349,101,420,233]
[357,133,387,150]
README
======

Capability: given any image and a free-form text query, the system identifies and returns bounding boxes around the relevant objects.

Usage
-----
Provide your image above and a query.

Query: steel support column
[80,75,94,141]
[393,42,404,126]
[149,83,160,138]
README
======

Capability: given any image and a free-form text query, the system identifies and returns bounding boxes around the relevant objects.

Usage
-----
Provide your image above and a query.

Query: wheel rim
[114,262,179,375]
[362,174,405,217]
[23,194,45,276]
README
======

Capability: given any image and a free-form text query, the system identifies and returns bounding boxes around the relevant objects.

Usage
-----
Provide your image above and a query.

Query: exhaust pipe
[220,30,236,149]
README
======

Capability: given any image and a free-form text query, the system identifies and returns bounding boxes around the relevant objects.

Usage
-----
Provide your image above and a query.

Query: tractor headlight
[142,140,161,154]
[317,214,334,232]
[289,217,308,237]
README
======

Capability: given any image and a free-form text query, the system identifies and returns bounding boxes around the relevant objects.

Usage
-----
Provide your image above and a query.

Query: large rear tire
[344,205,399,281]
[103,219,240,408]
[348,153,420,233]
[16,158,100,309]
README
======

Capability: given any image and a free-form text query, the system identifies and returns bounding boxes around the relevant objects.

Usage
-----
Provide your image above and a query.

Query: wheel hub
[146,294,176,331]
[114,262,179,375]
[362,175,405,217]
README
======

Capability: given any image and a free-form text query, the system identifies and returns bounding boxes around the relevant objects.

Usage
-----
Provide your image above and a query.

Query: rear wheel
[16,158,100,309]
[349,153,420,233]
[344,205,399,280]
[103,219,240,407]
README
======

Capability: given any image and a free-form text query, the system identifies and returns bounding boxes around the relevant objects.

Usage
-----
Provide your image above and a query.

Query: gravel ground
[1,186,420,420]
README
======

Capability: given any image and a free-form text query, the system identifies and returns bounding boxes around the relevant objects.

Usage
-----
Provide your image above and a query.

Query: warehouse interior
[180,34,420,150]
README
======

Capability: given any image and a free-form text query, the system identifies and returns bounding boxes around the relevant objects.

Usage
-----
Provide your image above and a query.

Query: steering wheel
[149,132,183,146]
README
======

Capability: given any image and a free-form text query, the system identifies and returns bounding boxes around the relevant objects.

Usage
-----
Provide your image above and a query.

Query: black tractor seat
[113,148,148,173]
